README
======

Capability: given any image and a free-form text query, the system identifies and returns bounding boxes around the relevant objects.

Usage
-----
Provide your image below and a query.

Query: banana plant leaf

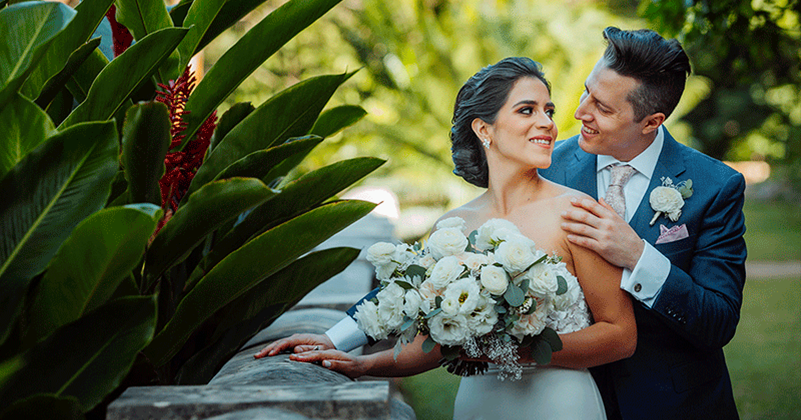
[0,394,84,420]
[0,121,117,345]
[180,0,344,143]
[121,102,172,206]
[185,72,354,198]
[0,1,75,112]
[21,0,115,101]
[64,48,108,104]
[194,0,268,52]
[114,0,173,41]
[210,135,324,184]
[34,38,101,110]
[310,105,367,138]
[193,157,384,281]
[0,296,156,412]
[0,93,58,181]
[208,101,255,152]
[174,246,359,384]
[59,27,189,128]
[144,177,275,282]
[25,204,162,343]
[143,199,376,367]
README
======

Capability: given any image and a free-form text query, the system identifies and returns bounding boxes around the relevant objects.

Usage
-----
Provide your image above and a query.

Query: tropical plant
[0,0,381,417]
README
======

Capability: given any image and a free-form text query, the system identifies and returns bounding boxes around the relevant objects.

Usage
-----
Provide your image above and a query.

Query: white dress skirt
[452,292,606,420]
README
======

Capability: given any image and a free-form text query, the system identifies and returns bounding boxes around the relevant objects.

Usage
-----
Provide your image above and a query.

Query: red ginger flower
[155,66,218,231]
[105,5,133,58]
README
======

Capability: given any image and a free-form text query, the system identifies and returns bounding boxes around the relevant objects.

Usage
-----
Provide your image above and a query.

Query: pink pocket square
[656,223,689,244]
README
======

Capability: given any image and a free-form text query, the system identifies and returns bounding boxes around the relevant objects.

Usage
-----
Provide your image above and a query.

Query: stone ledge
[107,382,392,420]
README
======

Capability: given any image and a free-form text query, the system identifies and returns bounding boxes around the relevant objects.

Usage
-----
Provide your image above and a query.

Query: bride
[258,57,636,419]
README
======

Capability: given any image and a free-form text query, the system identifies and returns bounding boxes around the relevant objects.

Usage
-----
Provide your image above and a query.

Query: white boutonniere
[649,177,693,226]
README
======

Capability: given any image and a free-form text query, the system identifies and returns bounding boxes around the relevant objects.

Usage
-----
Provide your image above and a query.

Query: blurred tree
[639,0,800,189]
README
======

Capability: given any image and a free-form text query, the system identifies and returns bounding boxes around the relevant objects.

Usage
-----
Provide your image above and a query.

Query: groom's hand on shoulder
[560,197,644,270]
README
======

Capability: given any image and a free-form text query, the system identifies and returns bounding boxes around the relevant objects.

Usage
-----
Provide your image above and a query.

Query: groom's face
[574,59,650,162]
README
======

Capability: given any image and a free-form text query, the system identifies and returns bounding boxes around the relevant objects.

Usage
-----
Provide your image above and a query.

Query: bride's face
[485,77,557,171]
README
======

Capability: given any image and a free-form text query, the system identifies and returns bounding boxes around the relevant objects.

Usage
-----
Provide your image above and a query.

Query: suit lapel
[565,146,598,199]
[629,129,687,240]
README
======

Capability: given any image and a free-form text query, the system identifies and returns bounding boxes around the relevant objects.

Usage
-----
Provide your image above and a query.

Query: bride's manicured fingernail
[322,361,331,368]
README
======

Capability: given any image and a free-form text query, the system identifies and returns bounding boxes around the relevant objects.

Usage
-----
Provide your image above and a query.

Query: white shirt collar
[596,125,664,180]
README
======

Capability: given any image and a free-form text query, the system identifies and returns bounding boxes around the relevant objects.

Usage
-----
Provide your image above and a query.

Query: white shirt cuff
[325,317,368,352]
[620,240,670,308]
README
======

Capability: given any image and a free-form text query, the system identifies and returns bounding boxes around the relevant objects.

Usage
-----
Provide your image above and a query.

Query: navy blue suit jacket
[539,129,746,419]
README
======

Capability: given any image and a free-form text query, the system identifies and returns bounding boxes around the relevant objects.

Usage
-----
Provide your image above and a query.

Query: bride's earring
[482,138,490,149]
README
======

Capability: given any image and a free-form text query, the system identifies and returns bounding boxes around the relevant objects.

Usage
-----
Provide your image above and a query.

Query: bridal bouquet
[354,217,581,380]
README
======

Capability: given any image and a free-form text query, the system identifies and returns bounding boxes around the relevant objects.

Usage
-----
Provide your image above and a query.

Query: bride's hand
[289,348,369,379]
[253,333,334,359]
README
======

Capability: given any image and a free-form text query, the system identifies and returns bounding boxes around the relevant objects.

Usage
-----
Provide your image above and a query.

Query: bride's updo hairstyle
[451,57,550,188]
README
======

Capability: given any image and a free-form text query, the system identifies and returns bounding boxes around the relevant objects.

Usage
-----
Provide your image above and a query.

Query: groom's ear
[641,112,665,135]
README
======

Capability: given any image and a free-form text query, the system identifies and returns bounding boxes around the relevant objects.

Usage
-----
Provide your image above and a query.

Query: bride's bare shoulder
[545,181,592,211]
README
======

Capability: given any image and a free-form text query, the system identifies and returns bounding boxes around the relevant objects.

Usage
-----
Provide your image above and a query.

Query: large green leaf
[175,0,225,73]
[194,0,269,52]
[144,177,275,281]
[0,296,156,411]
[0,394,83,420]
[34,38,101,110]
[64,48,108,104]
[208,102,254,152]
[143,199,376,366]
[211,135,324,184]
[185,72,353,198]
[175,246,359,385]
[26,204,162,343]
[121,102,172,206]
[0,1,75,111]
[193,157,384,281]
[20,0,115,101]
[180,0,344,143]
[0,93,57,181]
[114,0,173,41]
[309,105,367,138]
[59,27,189,128]
[0,121,117,345]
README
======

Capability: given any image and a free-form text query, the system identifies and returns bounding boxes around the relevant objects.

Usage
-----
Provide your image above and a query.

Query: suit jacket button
[634,283,642,293]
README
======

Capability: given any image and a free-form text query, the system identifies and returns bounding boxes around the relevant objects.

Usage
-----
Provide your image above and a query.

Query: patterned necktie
[604,164,636,218]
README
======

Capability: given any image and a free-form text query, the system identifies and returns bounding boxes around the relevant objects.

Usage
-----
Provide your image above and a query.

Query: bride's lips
[529,135,553,147]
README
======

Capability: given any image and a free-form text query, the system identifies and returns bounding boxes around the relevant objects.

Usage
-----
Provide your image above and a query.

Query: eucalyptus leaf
[530,337,553,365]
[421,336,436,353]
[0,121,118,345]
[556,275,568,295]
[503,283,525,307]
[405,264,427,281]
[395,280,414,290]
[540,327,563,352]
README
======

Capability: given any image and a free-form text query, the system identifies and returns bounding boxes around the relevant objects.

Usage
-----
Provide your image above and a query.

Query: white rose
[524,263,559,299]
[428,256,465,289]
[480,265,509,295]
[509,299,553,341]
[419,279,444,308]
[404,289,426,316]
[366,242,397,266]
[462,253,490,272]
[475,219,520,251]
[650,186,684,215]
[428,313,470,346]
[495,236,538,274]
[418,254,437,269]
[376,282,406,330]
[443,277,481,315]
[354,301,389,340]
[428,227,469,260]
[436,216,467,231]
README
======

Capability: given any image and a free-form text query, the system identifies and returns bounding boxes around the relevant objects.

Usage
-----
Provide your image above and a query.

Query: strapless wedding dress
[452,291,606,420]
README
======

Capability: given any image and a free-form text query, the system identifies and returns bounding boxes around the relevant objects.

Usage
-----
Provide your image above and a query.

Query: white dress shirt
[595,126,671,307]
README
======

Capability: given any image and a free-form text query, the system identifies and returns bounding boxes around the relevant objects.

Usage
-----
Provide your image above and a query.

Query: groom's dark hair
[602,27,691,122]
[451,57,550,188]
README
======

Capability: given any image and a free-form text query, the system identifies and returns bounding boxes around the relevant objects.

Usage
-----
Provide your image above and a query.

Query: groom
[257,27,746,420]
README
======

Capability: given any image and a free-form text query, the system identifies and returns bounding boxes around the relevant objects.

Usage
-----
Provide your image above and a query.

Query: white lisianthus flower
[467,297,498,336]
[428,256,465,288]
[443,277,481,315]
[393,243,414,271]
[428,313,470,346]
[354,301,389,340]
[495,236,538,274]
[440,297,460,315]
[480,265,509,295]
[475,219,520,251]
[376,282,405,330]
[366,242,397,266]
[428,227,469,259]
[463,253,490,272]
[404,289,427,316]
[436,216,467,231]
[524,263,559,299]
[649,186,684,223]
